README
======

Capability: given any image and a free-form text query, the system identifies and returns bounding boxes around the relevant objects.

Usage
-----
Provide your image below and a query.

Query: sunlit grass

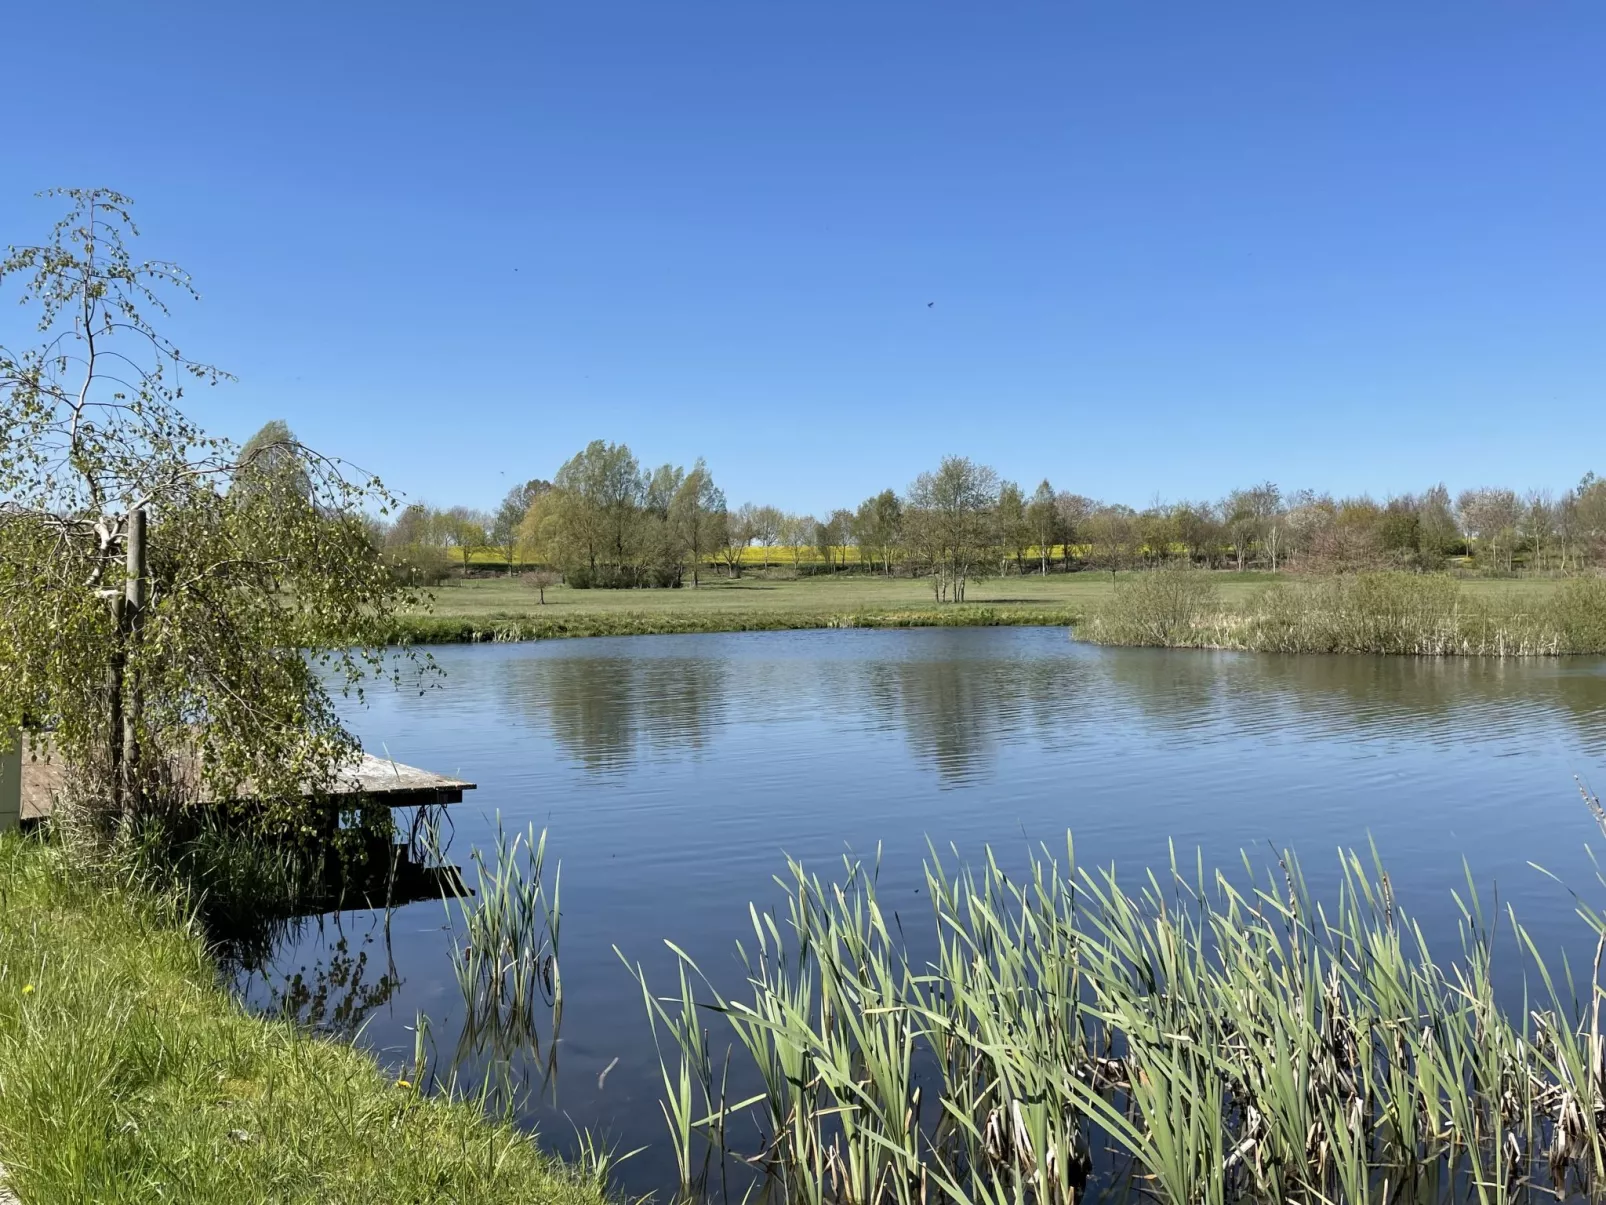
[0,834,606,1205]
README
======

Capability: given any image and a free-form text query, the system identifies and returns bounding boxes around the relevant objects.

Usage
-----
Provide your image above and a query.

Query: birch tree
[0,189,418,829]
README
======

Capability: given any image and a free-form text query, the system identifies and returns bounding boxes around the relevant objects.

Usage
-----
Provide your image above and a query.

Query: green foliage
[854,488,904,576]
[492,478,551,567]
[906,455,1000,601]
[0,189,422,828]
[670,458,726,587]
[235,419,313,503]
[0,835,606,1205]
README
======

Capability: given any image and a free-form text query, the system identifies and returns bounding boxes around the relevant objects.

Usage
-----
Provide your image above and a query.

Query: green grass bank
[384,604,1081,644]
[385,571,1555,645]
[1077,569,1606,655]
[0,835,604,1205]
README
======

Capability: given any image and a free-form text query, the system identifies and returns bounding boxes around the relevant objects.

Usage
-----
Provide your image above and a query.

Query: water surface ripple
[242,627,1606,1191]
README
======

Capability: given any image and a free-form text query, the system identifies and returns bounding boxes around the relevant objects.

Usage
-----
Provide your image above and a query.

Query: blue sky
[3,2,1603,516]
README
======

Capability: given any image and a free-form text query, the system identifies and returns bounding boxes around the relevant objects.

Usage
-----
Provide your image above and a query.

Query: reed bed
[628,791,1606,1205]
[1079,570,1606,655]
[424,817,566,1088]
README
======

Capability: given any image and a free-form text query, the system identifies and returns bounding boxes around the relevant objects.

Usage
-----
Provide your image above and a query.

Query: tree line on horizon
[370,437,1606,594]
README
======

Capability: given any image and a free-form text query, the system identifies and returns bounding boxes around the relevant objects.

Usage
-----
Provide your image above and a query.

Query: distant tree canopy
[379,435,1606,595]
[382,443,1606,591]
[492,478,551,568]
[235,419,314,504]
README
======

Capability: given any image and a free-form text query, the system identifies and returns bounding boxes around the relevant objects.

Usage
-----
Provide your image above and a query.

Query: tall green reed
[423,815,564,1089]
[629,790,1606,1204]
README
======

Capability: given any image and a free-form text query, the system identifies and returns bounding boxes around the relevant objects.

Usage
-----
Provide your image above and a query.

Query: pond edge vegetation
[1078,569,1606,656]
[383,605,1083,645]
[626,786,1606,1205]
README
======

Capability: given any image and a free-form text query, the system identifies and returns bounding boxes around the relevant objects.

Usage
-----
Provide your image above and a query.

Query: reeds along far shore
[625,788,1606,1205]
[1079,569,1606,655]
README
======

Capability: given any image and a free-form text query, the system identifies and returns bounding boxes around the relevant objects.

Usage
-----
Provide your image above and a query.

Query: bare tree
[443,506,492,576]
[1523,490,1555,571]
[521,569,560,603]
[748,504,782,569]
[1053,493,1093,570]
[776,513,807,570]
[1457,487,1521,573]
[1245,482,1284,571]
[1082,506,1137,584]
[717,505,751,578]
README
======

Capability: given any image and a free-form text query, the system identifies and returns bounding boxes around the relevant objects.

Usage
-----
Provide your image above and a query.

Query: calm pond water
[240,627,1606,1191]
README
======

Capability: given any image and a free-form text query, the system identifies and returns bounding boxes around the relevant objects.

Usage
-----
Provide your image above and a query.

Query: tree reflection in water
[493,633,1606,783]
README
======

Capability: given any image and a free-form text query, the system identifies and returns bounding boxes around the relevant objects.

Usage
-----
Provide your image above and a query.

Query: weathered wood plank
[18,736,473,823]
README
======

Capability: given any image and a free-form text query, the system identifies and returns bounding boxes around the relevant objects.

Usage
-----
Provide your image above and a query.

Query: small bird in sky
[927,301,935,307]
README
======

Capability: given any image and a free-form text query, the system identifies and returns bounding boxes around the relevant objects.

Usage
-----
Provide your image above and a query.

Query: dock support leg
[1,732,20,834]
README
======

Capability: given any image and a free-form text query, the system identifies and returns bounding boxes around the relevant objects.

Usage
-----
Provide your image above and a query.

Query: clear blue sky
[4,2,1602,516]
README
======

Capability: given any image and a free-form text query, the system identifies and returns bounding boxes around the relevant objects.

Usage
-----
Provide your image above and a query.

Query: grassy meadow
[0,835,606,1205]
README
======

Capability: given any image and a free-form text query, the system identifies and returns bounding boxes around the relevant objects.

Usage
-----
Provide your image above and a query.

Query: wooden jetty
[15,736,474,826]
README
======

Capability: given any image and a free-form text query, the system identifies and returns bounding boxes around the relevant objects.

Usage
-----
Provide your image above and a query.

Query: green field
[389,571,1562,643]
[424,571,1129,616]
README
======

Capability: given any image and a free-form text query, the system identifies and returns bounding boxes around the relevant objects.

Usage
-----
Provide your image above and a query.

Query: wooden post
[122,508,147,804]
[0,731,20,834]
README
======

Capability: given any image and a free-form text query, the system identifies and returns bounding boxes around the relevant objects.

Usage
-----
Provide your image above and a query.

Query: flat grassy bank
[0,835,603,1205]
[1078,569,1601,655]
[388,572,1561,645]
[386,604,1083,644]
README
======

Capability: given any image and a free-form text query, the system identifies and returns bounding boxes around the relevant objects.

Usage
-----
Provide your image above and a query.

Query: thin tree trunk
[122,509,147,807]
[106,592,125,813]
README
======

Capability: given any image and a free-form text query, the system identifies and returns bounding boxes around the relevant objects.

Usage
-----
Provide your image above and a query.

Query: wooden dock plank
[19,737,473,823]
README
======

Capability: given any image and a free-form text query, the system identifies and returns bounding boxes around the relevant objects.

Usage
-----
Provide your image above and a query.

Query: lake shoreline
[382,604,1082,644]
